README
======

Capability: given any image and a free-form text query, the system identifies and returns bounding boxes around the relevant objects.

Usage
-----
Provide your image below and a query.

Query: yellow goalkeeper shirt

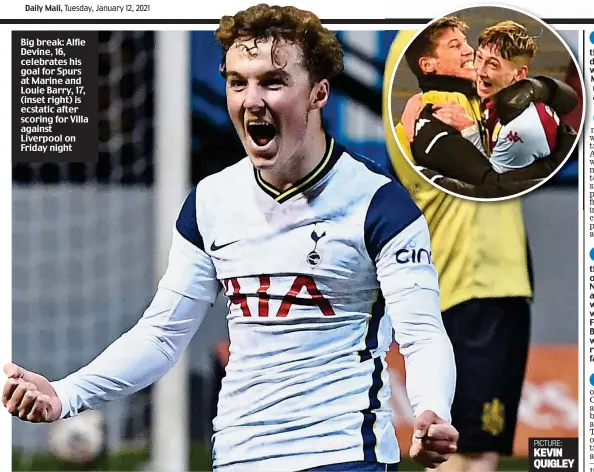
[383,31,532,312]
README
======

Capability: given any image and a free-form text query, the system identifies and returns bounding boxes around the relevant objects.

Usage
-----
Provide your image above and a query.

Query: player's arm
[412,104,506,184]
[365,180,455,422]
[483,123,576,182]
[3,187,220,422]
[488,106,554,173]
[495,75,579,125]
[420,167,543,198]
[365,181,458,468]
[430,102,487,157]
[418,115,576,197]
[52,288,211,419]
[413,106,577,184]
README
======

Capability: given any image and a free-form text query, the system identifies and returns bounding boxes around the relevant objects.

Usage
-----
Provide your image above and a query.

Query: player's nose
[476,61,488,76]
[462,43,474,57]
[243,85,265,112]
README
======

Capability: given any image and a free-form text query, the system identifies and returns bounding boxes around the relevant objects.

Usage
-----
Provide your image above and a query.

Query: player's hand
[2,363,62,423]
[431,102,474,132]
[409,410,458,469]
[401,93,424,142]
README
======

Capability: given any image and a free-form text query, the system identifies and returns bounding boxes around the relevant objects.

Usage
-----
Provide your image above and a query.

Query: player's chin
[246,137,279,164]
[250,156,277,171]
[477,84,494,99]
[456,67,476,82]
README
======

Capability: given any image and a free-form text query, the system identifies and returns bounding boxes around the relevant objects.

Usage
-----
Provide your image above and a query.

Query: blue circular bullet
[590,373,594,386]
[590,248,594,260]
[590,31,594,44]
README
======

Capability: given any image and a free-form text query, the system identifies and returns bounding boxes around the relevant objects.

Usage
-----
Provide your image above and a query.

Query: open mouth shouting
[247,121,276,146]
[245,120,278,157]
[477,77,494,96]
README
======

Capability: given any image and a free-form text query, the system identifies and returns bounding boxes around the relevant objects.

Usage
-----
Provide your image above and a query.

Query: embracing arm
[495,75,579,125]
[412,105,577,186]
[419,167,543,198]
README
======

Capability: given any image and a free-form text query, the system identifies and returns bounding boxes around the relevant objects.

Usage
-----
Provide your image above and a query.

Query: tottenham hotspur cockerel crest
[307,226,326,267]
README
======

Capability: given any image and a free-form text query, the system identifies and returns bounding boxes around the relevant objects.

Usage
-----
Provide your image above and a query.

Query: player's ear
[516,65,528,81]
[309,79,330,111]
[419,56,436,74]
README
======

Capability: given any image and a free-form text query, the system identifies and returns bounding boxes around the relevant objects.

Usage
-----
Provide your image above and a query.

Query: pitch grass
[13,444,531,471]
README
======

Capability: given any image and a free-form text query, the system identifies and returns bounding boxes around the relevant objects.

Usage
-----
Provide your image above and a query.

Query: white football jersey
[51,136,455,472]
[486,102,560,173]
[159,137,453,470]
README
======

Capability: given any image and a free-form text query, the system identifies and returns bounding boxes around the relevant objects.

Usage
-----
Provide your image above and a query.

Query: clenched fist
[409,410,459,469]
[2,363,62,423]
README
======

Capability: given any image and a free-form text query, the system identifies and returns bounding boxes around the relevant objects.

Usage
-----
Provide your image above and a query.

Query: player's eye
[228,79,246,89]
[263,77,285,89]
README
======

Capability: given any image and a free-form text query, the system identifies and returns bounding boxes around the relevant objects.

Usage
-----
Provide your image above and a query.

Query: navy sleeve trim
[175,186,205,251]
[364,181,422,261]
[348,148,398,181]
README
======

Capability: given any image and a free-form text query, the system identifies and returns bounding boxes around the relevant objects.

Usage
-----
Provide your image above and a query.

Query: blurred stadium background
[11,24,578,472]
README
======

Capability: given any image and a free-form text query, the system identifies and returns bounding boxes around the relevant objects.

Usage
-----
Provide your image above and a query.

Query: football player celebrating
[3,5,457,472]
[437,21,575,174]
[399,20,578,198]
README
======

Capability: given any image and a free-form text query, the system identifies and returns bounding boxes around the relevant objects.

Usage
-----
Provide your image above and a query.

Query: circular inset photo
[387,5,584,201]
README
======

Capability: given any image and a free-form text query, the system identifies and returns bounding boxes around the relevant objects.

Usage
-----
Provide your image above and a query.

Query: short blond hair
[478,21,536,65]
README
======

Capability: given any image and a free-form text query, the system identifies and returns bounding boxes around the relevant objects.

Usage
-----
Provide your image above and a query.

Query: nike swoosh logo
[210,239,240,251]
